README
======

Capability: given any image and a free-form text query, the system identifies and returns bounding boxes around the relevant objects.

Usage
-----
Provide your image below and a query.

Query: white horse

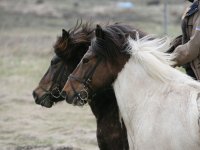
[113,34,200,150]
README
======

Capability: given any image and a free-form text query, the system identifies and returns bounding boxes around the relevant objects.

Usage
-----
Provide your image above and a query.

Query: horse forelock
[92,25,130,61]
[54,36,69,59]
[54,21,94,60]
[70,21,94,44]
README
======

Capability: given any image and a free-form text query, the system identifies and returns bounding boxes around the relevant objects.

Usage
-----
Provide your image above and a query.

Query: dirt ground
[0,0,189,149]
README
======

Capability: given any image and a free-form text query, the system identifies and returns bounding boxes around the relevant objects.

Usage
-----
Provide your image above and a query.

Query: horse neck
[89,89,119,120]
[113,56,200,150]
[112,53,199,111]
[113,57,165,105]
[113,57,170,148]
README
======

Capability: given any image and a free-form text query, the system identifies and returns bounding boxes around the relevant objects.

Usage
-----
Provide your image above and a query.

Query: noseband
[67,57,102,105]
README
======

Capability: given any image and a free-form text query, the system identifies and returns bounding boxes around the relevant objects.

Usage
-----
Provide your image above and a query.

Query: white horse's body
[113,36,200,150]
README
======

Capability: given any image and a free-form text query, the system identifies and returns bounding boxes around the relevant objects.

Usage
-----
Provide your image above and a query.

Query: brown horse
[33,22,136,150]
[33,22,93,107]
[61,24,200,150]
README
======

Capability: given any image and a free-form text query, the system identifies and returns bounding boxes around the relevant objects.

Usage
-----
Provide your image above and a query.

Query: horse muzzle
[61,88,90,106]
[33,91,54,108]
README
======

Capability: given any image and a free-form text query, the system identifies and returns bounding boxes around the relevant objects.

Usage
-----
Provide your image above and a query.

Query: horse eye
[82,58,89,64]
[51,60,55,65]
[51,60,57,65]
[51,57,61,65]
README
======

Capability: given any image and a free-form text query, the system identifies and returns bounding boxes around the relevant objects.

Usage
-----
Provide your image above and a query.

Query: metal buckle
[51,87,61,99]
[78,88,89,101]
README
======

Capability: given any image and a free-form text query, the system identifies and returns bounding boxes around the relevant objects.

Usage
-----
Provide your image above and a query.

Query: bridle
[67,57,102,105]
[41,56,68,102]
[50,61,68,101]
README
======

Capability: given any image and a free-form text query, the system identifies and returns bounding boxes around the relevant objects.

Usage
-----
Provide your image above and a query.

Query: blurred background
[0,0,190,149]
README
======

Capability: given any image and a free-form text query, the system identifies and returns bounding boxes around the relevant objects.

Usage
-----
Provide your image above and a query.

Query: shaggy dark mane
[69,21,94,44]
[91,24,146,61]
[54,21,94,61]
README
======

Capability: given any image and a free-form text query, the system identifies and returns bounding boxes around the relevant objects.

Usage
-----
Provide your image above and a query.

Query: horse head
[33,22,94,108]
[61,24,132,106]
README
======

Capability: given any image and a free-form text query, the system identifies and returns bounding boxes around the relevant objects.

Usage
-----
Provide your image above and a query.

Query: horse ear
[62,29,69,38]
[95,24,104,39]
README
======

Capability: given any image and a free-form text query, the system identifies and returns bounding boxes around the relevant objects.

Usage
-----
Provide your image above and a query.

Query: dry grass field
[0,0,189,149]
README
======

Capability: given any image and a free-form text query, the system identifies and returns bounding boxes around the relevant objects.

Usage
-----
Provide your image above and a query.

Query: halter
[67,57,102,105]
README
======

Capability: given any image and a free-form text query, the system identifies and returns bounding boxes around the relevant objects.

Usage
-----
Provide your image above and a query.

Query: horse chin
[41,99,54,108]
[66,96,87,106]
[74,99,86,106]
[37,94,54,108]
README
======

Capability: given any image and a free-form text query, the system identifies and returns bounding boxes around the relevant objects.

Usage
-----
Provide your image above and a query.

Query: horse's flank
[113,36,200,150]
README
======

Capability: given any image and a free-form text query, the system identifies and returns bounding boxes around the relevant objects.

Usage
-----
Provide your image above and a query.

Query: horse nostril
[32,91,38,100]
[60,91,68,99]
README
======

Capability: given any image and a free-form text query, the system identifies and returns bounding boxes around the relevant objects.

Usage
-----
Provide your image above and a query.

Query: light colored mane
[126,33,200,89]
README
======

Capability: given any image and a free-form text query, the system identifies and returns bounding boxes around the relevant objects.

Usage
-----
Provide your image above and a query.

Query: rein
[67,57,102,105]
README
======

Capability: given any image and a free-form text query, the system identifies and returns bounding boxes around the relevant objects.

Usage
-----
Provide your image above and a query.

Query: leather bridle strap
[51,63,66,87]
[69,79,83,101]
[68,57,102,101]
[40,57,66,100]
[50,61,68,100]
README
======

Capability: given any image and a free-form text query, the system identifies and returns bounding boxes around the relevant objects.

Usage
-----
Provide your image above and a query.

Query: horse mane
[92,24,200,88]
[126,34,200,89]
[91,24,146,62]
[54,21,94,61]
